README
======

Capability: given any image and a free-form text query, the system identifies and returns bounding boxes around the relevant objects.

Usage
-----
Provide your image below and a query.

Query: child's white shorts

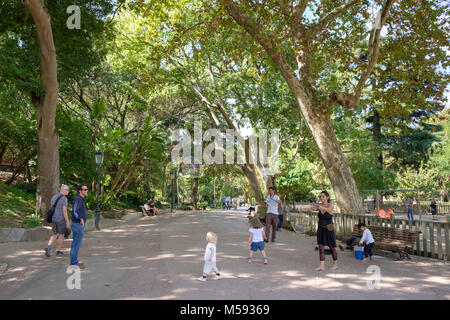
[203,261,218,274]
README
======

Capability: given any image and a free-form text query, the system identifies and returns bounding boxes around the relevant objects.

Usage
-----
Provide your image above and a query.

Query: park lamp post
[170,170,175,213]
[94,151,104,230]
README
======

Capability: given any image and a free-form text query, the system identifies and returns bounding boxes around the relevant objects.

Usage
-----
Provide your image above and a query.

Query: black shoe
[339,245,345,251]
[271,239,275,243]
[45,246,51,257]
[315,246,319,251]
[264,239,269,243]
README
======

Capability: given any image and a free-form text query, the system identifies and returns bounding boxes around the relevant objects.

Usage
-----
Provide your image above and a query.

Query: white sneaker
[213,274,221,280]
[197,276,206,282]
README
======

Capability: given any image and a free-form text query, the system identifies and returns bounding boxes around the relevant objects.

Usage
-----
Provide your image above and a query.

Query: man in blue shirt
[69,184,88,269]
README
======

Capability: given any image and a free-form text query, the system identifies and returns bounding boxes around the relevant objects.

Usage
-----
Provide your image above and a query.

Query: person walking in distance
[226,195,231,210]
[406,197,414,221]
[260,186,282,243]
[69,185,88,269]
[44,185,71,257]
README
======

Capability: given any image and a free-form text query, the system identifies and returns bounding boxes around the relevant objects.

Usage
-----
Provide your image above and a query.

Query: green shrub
[21,214,42,228]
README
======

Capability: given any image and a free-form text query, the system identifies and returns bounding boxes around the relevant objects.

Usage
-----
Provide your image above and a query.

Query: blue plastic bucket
[354,246,364,260]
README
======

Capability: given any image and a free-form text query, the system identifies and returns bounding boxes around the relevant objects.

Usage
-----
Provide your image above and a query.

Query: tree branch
[274,136,304,178]
[310,0,361,35]
[323,0,397,109]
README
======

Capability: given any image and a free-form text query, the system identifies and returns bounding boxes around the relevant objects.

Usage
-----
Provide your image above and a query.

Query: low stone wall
[0,209,170,243]
[0,226,53,243]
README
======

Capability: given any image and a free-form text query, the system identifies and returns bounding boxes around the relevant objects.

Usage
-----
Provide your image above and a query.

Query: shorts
[203,261,218,274]
[52,220,66,235]
[250,241,265,252]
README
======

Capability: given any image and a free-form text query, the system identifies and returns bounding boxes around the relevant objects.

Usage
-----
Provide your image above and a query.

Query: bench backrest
[352,224,419,248]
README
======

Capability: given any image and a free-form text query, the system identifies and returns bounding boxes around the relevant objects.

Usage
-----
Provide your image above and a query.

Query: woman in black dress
[298,190,337,271]
[430,200,437,221]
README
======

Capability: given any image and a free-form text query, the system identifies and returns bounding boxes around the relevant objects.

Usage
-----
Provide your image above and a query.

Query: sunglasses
[81,188,88,191]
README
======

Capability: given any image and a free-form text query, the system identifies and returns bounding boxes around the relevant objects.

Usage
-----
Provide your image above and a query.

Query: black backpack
[46,194,64,223]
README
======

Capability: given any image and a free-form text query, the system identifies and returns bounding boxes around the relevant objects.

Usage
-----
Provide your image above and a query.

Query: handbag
[45,194,64,223]
[322,224,334,232]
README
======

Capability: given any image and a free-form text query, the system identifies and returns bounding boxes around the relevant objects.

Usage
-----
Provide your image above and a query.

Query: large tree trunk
[240,164,264,204]
[223,2,369,214]
[23,0,60,217]
[372,109,384,184]
[286,70,362,213]
[193,177,199,210]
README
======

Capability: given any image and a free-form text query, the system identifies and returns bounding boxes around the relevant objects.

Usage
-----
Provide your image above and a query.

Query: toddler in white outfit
[198,232,221,281]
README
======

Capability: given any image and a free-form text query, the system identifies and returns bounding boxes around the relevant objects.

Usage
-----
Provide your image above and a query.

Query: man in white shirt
[358,222,375,261]
[260,186,282,243]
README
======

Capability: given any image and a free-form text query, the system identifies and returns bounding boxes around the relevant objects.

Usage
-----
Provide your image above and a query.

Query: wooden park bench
[348,224,420,260]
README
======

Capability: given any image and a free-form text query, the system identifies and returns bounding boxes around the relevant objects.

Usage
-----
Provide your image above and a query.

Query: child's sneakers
[263,258,268,264]
[197,276,206,282]
[213,274,221,280]
[247,258,252,263]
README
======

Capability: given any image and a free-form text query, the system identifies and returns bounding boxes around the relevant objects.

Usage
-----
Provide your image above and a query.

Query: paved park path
[0,209,449,299]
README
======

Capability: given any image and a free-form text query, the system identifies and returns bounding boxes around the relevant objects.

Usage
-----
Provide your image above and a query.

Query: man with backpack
[44,185,70,257]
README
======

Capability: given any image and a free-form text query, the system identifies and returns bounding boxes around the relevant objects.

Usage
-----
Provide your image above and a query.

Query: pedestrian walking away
[69,184,88,269]
[198,232,221,281]
[44,185,71,258]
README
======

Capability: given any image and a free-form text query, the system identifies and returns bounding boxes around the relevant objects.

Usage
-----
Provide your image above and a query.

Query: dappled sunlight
[114,266,142,270]
[221,255,245,259]
[144,253,176,261]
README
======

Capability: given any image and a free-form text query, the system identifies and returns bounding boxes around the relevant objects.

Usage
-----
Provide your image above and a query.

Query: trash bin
[354,246,364,260]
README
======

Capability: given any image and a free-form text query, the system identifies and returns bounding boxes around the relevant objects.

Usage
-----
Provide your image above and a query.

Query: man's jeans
[407,208,414,221]
[70,222,85,266]
[277,213,283,230]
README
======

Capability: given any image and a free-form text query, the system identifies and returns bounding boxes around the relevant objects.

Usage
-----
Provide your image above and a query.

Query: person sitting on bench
[345,234,362,249]
[148,198,159,216]
[142,200,152,216]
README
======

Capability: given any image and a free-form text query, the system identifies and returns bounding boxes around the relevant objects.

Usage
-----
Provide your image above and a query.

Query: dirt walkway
[0,209,449,299]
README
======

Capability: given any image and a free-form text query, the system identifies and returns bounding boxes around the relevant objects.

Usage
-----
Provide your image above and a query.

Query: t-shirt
[249,227,264,242]
[204,243,216,262]
[266,194,280,214]
[143,203,150,210]
[360,229,375,245]
[50,193,68,222]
